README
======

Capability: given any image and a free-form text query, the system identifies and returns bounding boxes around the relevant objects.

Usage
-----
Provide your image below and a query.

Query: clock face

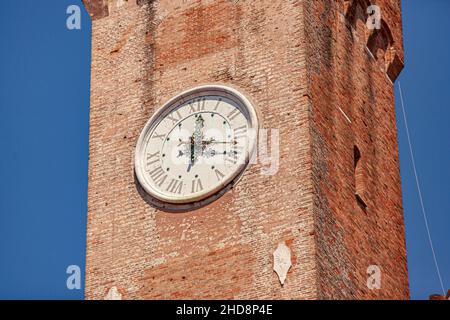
[135,85,258,204]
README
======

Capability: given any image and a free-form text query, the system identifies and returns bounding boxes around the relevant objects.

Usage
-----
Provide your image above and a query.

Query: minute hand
[177,140,237,146]
[202,140,237,145]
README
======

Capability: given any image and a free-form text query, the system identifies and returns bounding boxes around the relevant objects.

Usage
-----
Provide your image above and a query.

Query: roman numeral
[225,148,241,165]
[152,132,166,141]
[225,155,237,165]
[166,179,183,194]
[189,98,206,113]
[214,169,225,181]
[231,145,244,156]
[146,151,159,169]
[214,98,222,111]
[198,98,206,111]
[167,110,182,125]
[233,125,247,139]
[227,108,240,121]
[235,145,245,155]
[191,178,203,193]
[148,166,167,187]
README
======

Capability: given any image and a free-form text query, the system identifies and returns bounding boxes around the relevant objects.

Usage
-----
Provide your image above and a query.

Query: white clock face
[135,85,258,204]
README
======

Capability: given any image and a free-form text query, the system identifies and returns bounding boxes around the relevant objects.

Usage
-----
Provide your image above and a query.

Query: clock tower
[82,0,409,299]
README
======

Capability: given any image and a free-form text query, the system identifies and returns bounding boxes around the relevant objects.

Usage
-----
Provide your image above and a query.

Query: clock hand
[178,140,236,146]
[191,115,205,165]
[186,136,194,173]
[181,116,241,165]
[190,136,195,165]
[193,115,204,144]
[178,138,238,146]
[202,140,238,145]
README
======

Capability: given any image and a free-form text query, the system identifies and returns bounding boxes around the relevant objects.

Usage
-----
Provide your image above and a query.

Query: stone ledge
[82,0,109,20]
[82,0,152,20]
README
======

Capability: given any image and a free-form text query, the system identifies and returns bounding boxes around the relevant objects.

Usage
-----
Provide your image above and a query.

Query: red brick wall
[304,0,409,299]
[84,0,315,300]
[83,0,408,299]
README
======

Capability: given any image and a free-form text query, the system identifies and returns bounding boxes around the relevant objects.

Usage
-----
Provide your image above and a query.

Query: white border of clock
[134,84,259,204]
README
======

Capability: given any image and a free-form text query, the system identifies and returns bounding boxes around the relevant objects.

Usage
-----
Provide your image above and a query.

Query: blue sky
[0,0,448,300]
[396,0,450,299]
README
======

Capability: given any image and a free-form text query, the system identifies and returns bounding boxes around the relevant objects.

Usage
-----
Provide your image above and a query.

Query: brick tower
[82,0,409,299]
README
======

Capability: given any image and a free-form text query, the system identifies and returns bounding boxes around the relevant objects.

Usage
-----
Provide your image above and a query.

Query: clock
[135,85,258,204]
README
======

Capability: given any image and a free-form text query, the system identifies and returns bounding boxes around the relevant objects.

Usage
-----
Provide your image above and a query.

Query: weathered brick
[83,0,408,300]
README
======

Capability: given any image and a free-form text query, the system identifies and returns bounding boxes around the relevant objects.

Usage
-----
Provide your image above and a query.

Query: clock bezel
[134,84,259,204]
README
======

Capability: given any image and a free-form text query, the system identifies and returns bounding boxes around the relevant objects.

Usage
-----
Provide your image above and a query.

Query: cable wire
[398,81,446,295]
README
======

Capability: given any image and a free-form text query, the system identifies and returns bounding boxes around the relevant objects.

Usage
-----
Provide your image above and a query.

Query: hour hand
[202,140,237,146]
